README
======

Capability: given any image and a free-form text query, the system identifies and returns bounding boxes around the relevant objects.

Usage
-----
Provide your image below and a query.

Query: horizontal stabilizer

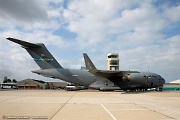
[7,37,63,69]
[7,37,42,48]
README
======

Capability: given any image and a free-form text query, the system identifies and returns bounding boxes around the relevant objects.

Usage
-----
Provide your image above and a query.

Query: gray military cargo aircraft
[7,37,165,91]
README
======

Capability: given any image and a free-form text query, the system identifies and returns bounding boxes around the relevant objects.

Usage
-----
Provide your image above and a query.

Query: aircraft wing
[83,53,140,79]
[89,69,139,79]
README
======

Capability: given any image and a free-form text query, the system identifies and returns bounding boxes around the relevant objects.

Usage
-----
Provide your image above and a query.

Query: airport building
[107,53,119,70]
[163,79,180,91]
[46,82,67,89]
[17,79,47,90]
[17,79,67,90]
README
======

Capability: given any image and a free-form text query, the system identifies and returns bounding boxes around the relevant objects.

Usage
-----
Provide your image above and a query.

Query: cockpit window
[151,76,157,77]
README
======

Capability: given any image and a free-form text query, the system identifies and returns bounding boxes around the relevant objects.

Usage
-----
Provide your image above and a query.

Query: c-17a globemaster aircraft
[7,37,165,91]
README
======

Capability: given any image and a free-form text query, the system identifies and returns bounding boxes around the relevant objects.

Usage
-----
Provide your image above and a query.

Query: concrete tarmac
[0,90,179,120]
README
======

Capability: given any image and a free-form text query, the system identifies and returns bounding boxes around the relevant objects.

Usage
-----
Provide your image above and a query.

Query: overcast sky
[0,0,180,83]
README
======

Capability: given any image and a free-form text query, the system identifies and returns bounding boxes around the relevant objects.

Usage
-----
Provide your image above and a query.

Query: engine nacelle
[122,73,146,84]
[122,74,131,82]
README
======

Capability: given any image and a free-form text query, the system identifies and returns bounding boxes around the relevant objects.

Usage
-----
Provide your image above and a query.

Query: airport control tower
[107,53,119,71]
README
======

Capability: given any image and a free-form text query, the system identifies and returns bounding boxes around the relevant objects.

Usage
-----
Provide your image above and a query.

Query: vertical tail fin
[7,37,63,69]
[83,53,97,70]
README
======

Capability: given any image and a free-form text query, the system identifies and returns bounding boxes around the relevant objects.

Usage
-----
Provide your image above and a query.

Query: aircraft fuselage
[32,68,165,90]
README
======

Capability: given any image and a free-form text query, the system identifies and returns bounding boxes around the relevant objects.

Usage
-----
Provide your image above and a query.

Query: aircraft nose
[161,78,165,84]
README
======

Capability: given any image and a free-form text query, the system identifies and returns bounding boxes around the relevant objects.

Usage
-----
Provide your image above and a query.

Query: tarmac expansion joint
[49,92,77,120]
[134,103,177,120]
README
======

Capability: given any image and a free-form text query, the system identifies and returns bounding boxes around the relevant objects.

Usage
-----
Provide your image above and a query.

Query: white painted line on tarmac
[101,104,117,120]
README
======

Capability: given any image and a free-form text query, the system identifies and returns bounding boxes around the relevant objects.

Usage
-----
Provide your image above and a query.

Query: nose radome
[162,78,165,84]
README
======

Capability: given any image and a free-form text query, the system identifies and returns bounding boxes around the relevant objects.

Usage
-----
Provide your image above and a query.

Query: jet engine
[122,74,131,82]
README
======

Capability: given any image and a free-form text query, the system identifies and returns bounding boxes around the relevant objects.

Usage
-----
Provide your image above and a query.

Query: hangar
[17,79,67,90]
[17,79,47,90]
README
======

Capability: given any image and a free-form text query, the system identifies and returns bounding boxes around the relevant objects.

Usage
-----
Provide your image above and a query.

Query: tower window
[110,61,118,65]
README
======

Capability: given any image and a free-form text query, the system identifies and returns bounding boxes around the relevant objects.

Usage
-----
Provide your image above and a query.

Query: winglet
[83,53,97,70]
[7,37,42,48]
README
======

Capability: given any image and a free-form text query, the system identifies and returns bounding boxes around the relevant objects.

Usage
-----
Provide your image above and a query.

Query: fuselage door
[144,75,149,84]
